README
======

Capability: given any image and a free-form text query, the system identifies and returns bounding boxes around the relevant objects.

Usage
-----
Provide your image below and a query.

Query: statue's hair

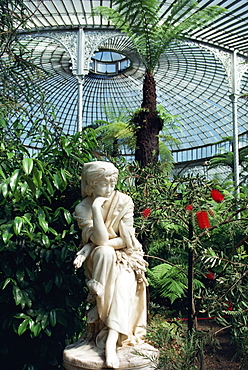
[81,161,118,198]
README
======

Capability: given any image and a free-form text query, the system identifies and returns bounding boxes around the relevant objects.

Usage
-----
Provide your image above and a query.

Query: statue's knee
[94,245,115,261]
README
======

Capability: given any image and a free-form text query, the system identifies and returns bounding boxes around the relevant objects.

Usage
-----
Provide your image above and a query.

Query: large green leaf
[25,177,36,196]
[1,182,9,197]
[12,285,23,306]
[22,157,33,175]
[41,312,49,330]
[2,277,17,289]
[32,167,42,188]
[2,224,14,243]
[32,322,42,337]
[38,208,49,233]
[18,318,30,336]
[13,216,23,235]
[50,309,57,327]
[9,169,20,192]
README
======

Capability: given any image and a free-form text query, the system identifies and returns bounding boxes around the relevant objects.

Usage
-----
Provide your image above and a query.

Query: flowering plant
[185,188,225,229]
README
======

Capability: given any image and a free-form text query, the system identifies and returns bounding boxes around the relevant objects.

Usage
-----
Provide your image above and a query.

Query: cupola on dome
[90,50,131,75]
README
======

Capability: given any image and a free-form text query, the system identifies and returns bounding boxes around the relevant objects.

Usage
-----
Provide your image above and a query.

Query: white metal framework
[11,1,248,166]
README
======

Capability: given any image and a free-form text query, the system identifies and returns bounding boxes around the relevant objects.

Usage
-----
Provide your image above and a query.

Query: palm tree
[92,0,225,167]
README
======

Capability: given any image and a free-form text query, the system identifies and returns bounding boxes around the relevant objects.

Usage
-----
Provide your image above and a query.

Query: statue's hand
[74,243,94,269]
[92,196,109,209]
[73,254,86,269]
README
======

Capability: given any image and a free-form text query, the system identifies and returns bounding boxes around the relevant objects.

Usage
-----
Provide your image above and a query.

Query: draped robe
[74,190,148,349]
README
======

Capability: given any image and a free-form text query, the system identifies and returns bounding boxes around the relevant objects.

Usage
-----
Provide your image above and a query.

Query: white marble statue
[73,161,148,369]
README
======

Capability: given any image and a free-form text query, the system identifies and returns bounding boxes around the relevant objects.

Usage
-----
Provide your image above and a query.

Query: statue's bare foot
[106,350,119,369]
[105,328,119,369]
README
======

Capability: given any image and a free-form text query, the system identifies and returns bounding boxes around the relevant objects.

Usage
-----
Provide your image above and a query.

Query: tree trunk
[134,70,163,167]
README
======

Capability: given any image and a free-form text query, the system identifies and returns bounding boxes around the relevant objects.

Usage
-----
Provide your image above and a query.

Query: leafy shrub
[0,118,97,369]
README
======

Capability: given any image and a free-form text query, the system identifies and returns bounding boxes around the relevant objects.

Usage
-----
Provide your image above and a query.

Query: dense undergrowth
[0,118,247,369]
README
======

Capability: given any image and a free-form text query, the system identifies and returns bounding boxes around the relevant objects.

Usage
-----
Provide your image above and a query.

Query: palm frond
[152,4,226,67]
[156,104,182,129]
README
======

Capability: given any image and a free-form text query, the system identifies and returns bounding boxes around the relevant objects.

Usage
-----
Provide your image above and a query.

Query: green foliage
[148,263,187,304]
[157,104,181,167]
[200,246,248,365]
[0,1,31,57]
[148,263,204,304]
[209,145,248,184]
[94,104,136,157]
[146,316,219,370]
[0,117,97,369]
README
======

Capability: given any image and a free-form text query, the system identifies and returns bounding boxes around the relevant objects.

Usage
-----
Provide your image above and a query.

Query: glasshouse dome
[4,0,248,169]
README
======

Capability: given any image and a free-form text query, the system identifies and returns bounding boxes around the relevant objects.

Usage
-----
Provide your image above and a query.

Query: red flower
[196,211,210,229]
[205,271,215,280]
[186,204,193,211]
[226,302,233,311]
[211,189,224,203]
[142,208,151,218]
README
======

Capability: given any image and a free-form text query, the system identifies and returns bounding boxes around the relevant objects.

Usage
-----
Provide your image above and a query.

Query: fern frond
[150,263,173,277]
[159,141,174,164]
[95,122,129,139]
[149,263,188,304]
[92,7,131,34]
[93,1,226,73]
[153,3,226,68]
[113,0,159,30]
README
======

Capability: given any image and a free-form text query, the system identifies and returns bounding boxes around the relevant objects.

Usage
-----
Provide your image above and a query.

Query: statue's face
[92,175,116,198]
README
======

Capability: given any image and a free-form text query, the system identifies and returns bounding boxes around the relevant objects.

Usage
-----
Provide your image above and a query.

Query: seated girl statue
[73,161,148,369]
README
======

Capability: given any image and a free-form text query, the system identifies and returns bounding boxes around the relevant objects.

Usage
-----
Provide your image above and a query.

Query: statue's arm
[108,196,134,250]
[91,197,109,246]
[73,201,94,269]
[108,237,126,249]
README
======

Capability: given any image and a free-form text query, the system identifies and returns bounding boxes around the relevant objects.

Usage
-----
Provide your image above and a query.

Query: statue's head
[81,161,118,198]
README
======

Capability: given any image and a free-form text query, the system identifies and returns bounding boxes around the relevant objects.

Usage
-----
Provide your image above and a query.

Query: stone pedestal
[63,340,158,370]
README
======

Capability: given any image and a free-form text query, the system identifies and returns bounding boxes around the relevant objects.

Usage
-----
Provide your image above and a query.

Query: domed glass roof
[10,1,248,162]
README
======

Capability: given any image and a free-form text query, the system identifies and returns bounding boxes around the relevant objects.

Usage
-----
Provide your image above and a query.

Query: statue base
[63,340,158,370]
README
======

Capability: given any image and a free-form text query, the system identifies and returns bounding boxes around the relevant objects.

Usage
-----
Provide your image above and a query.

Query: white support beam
[231,50,240,199]
[77,28,85,132]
